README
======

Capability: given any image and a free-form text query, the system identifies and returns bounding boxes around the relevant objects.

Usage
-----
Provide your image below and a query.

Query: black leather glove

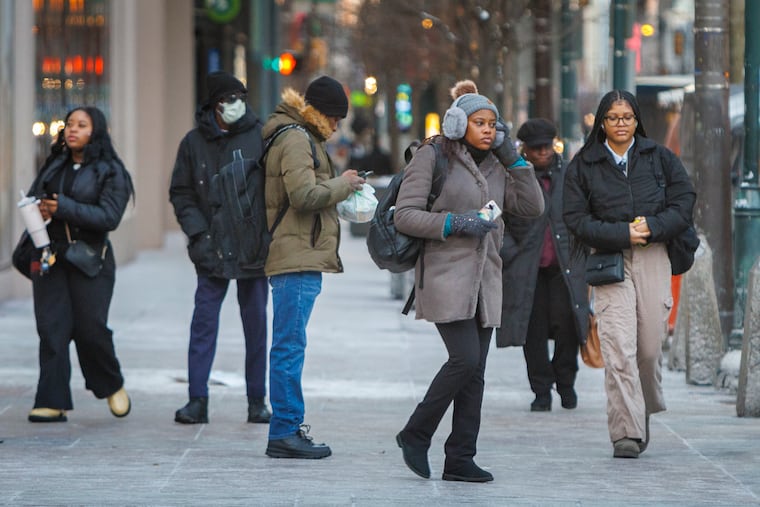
[492,120,520,167]
[449,212,498,238]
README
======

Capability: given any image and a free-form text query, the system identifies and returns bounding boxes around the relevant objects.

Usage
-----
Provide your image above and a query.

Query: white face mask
[220,99,246,124]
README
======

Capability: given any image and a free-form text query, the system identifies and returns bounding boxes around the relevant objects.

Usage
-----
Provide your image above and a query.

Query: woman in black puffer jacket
[24,106,134,423]
[563,90,695,459]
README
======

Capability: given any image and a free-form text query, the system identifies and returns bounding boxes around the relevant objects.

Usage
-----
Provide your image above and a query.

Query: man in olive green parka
[263,76,365,459]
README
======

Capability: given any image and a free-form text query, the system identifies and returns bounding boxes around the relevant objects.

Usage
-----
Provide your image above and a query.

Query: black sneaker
[247,397,271,424]
[442,461,494,483]
[266,425,331,459]
[174,397,208,424]
[530,393,552,412]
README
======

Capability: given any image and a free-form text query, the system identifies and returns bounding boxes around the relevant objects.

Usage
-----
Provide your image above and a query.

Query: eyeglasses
[603,115,636,126]
[220,92,246,104]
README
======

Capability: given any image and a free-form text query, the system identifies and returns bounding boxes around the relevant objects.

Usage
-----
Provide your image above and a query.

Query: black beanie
[305,76,348,118]
[206,71,246,106]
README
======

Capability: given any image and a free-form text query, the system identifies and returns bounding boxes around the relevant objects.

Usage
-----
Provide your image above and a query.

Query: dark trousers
[402,317,492,471]
[32,247,122,410]
[523,265,579,396]
[188,275,268,399]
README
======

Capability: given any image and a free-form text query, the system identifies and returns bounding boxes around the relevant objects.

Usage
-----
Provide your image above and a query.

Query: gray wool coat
[394,140,545,328]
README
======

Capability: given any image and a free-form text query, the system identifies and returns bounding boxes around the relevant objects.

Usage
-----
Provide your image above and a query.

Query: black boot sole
[442,472,494,483]
[265,447,331,459]
[28,414,67,423]
[174,414,208,424]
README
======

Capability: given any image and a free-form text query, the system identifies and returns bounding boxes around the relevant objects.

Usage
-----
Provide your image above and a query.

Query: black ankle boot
[442,461,494,483]
[530,393,552,412]
[175,397,208,424]
[396,431,430,479]
[247,397,271,423]
[558,386,577,409]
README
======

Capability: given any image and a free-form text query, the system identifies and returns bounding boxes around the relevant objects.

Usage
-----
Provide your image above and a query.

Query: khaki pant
[594,243,672,442]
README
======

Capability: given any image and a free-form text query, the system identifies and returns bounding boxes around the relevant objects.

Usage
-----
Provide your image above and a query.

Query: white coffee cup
[18,192,50,248]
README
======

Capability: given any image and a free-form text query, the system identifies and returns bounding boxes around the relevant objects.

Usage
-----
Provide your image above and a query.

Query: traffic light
[395,83,412,132]
[278,52,297,75]
[263,51,301,75]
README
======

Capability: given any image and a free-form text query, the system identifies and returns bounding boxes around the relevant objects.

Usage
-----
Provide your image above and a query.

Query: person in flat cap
[170,70,272,427]
[393,80,544,483]
[262,75,365,460]
[517,118,557,149]
[497,118,587,415]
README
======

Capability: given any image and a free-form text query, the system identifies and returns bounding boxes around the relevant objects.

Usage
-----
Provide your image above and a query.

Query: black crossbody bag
[585,251,624,286]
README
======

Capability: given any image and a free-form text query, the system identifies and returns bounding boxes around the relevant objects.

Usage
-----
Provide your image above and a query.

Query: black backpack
[366,137,447,312]
[214,123,318,269]
[650,150,700,275]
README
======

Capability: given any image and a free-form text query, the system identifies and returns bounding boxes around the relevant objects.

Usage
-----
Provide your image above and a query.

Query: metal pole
[694,0,733,343]
[533,0,552,118]
[612,0,632,90]
[733,0,760,341]
[560,0,580,156]
[744,3,759,185]
[251,0,280,117]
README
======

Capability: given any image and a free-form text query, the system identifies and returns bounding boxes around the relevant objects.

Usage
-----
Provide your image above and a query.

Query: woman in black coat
[497,127,588,412]
[563,90,695,458]
[24,106,134,423]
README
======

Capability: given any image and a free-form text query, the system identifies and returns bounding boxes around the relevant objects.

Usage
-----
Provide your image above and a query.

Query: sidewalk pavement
[1,226,759,506]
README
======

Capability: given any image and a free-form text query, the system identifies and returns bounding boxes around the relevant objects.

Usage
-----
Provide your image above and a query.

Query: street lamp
[364,76,377,95]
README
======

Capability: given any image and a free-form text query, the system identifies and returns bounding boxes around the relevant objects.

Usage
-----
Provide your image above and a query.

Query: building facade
[0,0,302,302]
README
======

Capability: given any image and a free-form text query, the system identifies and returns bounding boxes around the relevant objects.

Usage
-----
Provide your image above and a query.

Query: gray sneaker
[613,438,640,458]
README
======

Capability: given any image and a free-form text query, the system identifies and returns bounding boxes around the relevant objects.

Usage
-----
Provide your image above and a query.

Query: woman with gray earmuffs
[393,80,544,483]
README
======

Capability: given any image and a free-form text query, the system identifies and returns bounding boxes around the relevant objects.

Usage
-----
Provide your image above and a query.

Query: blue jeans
[268,272,322,440]
[188,275,268,398]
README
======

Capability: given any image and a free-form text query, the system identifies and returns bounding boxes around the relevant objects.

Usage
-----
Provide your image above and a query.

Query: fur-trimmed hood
[261,88,334,141]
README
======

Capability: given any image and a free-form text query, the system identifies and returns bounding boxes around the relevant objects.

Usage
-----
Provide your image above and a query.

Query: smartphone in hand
[478,200,502,221]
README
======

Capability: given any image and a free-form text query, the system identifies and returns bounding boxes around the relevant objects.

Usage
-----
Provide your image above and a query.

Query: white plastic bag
[337,183,378,223]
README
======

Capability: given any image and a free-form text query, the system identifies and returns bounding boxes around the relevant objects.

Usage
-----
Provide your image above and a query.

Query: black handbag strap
[402,287,415,315]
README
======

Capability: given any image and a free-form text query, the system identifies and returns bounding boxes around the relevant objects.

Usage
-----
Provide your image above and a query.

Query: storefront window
[33,0,110,170]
